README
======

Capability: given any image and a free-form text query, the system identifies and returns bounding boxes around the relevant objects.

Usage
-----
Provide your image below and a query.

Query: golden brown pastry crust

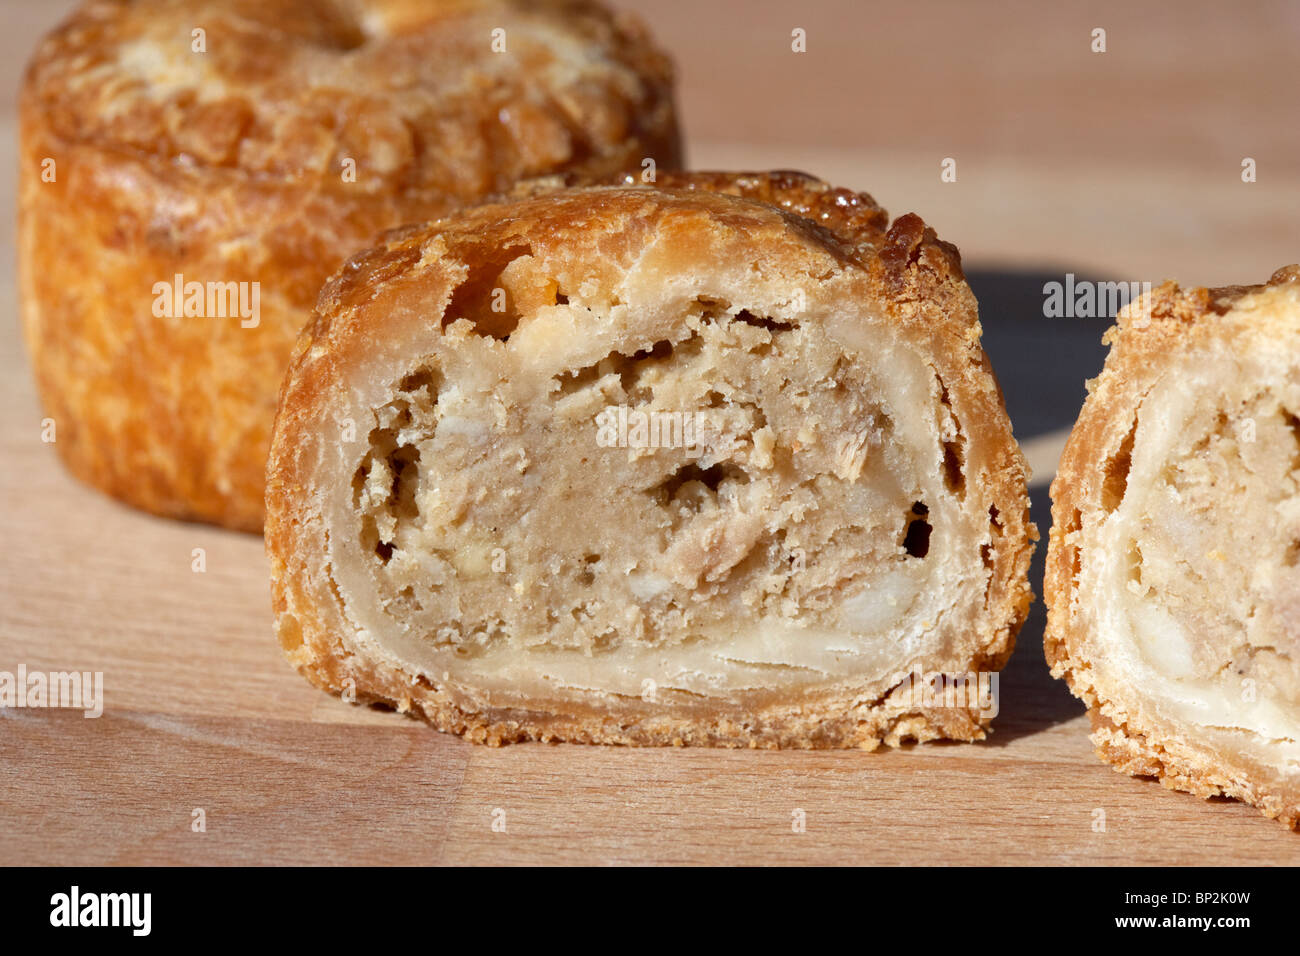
[266,170,1036,747]
[19,0,681,531]
[1046,265,1300,827]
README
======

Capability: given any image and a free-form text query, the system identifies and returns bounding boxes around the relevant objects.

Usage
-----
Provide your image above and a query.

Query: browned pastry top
[23,0,680,198]
[311,169,974,347]
[1100,263,1300,335]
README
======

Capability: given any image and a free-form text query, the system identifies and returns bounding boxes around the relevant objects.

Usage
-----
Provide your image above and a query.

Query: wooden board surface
[2,0,1299,865]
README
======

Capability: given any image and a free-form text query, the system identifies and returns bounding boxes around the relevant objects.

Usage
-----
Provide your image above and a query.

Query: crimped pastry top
[502,169,893,248]
[1102,264,1300,341]
[308,169,973,343]
[23,0,678,197]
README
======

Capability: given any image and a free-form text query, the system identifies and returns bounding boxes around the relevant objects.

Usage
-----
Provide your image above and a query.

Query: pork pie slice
[266,171,1035,746]
[1047,266,1300,826]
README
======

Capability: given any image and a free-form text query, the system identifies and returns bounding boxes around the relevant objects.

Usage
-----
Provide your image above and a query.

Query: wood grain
[2,0,1298,865]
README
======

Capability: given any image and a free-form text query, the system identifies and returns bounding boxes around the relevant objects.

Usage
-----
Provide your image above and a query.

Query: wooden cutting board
[2,0,1298,865]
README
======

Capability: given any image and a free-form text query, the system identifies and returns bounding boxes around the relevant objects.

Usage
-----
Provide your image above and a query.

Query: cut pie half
[266,171,1035,746]
[1047,265,1300,826]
